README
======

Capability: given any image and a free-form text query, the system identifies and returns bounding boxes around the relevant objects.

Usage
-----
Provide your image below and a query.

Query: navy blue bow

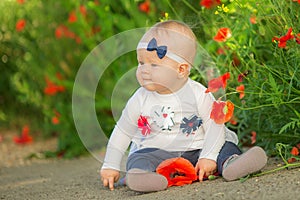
[146,38,167,59]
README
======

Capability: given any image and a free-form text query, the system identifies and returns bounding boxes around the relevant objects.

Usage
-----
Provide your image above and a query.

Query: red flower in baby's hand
[205,72,230,93]
[213,28,231,42]
[13,125,33,144]
[210,100,234,124]
[156,157,197,187]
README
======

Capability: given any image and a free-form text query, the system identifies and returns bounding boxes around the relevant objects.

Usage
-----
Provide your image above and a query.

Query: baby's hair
[152,20,197,42]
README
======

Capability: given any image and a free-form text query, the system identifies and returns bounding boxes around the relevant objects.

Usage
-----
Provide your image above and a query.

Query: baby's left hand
[195,158,217,182]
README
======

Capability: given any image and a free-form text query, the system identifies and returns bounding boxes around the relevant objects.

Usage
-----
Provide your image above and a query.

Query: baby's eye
[138,61,144,65]
[151,64,158,67]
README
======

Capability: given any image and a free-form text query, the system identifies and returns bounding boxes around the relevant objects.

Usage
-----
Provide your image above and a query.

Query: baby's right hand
[100,168,120,190]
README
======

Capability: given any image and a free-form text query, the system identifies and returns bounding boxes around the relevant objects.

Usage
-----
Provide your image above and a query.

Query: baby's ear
[178,64,190,78]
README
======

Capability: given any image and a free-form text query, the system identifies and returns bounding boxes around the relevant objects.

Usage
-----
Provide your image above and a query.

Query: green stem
[166,0,182,20]
[278,147,289,165]
[217,91,239,100]
[253,162,300,177]
[234,101,300,111]
[181,0,200,14]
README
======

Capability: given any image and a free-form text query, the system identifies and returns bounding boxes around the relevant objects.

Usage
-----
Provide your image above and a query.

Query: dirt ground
[1,131,300,200]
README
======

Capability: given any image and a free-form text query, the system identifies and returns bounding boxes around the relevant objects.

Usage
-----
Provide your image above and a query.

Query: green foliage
[0,0,169,157]
[0,0,299,157]
[180,0,300,151]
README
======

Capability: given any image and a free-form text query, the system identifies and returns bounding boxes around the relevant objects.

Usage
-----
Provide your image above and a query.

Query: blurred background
[0,0,299,160]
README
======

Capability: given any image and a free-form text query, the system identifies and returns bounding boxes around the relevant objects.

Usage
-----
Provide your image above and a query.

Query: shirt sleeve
[101,89,142,171]
[197,91,225,161]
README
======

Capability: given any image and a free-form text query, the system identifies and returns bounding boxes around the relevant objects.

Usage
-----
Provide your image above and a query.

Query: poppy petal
[291,147,299,156]
[210,100,234,124]
[205,72,230,93]
[213,28,231,42]
[236,85,245,99]
[156,157,197,187]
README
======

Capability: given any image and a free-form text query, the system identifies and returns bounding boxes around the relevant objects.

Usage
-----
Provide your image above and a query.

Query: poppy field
[0,0,299,162]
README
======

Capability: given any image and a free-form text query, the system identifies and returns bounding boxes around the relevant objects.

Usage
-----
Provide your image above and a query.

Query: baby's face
[136,49,181,94]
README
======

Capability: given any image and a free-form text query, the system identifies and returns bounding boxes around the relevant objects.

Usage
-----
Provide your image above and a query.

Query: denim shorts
[126,141,242,175]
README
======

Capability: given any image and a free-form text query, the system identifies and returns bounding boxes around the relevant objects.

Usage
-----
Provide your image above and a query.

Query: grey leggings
[126,141,242,175]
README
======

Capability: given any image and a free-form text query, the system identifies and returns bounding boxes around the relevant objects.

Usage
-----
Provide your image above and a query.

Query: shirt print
[180,114,202,136]
[151,105,175,131]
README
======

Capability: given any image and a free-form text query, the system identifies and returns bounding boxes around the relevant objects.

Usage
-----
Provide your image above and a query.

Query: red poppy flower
[249,16,257,24]
[139,0,150,14]
[44,77,65,96]
[13,125,33,144]
[68,11,77,23]
[237,74,244,83]
[200,0,221,9]
[288,158,296,163]
[52,116,59,125]
[210,100,234,124]
[213,28,231,42]
[272,27,294,48]
[217,47,225,55]
[79,5,87,17]
[86,26,101,37]
[16,19,26,32]
[75,36,82,44]
[0,134,3,143]
[251,131,256,144]
[229,116,238,125]
[236,84,245,99]
[237,70,249,82]
[55,25,76,39]
[293,0,300,4]
[295,33,300,45]
[156,157,197,187]
[232,55,240,67]
[92,26,101,35]
[55,25,66,39]
[291,147,299,156]
[52,110,61,125]
[205,72,230,93]
[55,72,64,80]
[17,0,25,4]
[137,115,151,136]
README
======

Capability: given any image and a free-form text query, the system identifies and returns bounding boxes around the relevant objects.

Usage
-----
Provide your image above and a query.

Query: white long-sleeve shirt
[102,78,238,170]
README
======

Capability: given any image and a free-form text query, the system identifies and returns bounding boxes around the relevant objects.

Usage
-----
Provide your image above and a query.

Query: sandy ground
[0,130,57,168]
[1,156,300,200]
[1,131,300,200]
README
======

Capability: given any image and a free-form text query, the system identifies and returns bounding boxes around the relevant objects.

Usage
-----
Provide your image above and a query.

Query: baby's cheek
[136,69,143,85]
